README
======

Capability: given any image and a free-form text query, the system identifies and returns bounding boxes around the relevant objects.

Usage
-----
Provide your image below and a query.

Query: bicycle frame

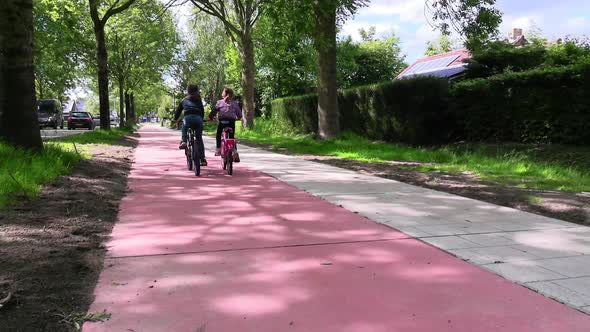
[220,127,236,175]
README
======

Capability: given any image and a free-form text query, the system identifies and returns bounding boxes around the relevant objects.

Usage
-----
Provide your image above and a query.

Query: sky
[341,0,590,64]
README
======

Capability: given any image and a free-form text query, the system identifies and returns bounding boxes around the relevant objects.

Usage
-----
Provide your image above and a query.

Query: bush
[465,42,547,79]
[339,78,451,145]
[270,77,452,145]
[465,40,590,79]
[451,62,590,144]
[270,93,318,135]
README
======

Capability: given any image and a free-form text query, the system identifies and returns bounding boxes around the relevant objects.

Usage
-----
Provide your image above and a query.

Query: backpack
[216,100,238,120]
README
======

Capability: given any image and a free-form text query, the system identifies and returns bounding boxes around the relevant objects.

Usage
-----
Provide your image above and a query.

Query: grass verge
[228,118,590,193]
[0,127,135,208]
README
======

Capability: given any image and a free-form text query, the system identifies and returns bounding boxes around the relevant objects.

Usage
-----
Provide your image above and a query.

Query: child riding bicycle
[208,87,242,162]
[174,84,207,166]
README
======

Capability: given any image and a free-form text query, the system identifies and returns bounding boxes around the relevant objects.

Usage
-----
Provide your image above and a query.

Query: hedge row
[271,77,452,145]
[270,63,590,145]
[451,63,590,144]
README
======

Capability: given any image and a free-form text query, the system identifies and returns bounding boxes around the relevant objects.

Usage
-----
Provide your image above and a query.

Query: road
[40,128,93,140]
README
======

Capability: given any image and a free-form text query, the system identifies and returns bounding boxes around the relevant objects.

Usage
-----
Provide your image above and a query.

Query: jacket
[174,97,204,121]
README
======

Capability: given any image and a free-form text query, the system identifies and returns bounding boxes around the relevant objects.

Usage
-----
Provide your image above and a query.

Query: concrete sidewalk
[84,125,590,331]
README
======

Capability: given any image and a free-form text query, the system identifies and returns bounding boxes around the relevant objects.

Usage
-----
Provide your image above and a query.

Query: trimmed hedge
[270,62,590,146]
[270,93,318,135]
[271,77,452,145]
[451,63,590,145]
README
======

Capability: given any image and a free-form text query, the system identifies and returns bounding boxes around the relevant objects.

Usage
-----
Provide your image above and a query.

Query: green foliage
[107,1,177,92]
[337,32,407,88]
[270,94,319,135]
[426,0,502,52]
[466,39,590,79]
[0,143,81,208]
[339,78,452,145]
[170,12,230,104]
[238,118,590,192]
[254,10,316,113]
[270,77,452,145]
[56,127,135,145]
[546,38,590,66]
[57,310,111,331]
[451,62,590,145]
[425,34,460,56]
[465,42,547,78]
[33,0,93,100]
[0,128,134,208]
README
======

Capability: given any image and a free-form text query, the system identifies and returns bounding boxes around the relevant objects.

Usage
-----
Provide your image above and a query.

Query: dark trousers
[183,114,205,159]
[216,119,235,148]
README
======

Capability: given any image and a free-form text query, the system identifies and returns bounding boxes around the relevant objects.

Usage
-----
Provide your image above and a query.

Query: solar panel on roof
[400,65,466,79]
[403,54,460,75]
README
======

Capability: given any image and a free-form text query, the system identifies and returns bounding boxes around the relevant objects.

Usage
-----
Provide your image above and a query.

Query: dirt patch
[0,135,137,331]
[242,140,590,225]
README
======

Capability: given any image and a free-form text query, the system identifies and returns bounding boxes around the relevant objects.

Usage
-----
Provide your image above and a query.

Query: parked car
[92,114,101,127]
[110,114,118,127]
[37,99,63,129]
[67,112,95,130]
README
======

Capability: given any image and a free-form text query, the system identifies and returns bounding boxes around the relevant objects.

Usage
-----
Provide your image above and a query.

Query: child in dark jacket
[208,87,242,160]
[174,84,207,165]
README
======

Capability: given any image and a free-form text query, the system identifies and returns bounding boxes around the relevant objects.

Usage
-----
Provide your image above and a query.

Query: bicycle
[220,127,237,175]
[185,127,201,176]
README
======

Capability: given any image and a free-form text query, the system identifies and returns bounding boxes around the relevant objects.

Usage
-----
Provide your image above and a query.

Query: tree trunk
[118,77,125,127]
[314,1,339,139]
[0,0,43,149]
[92,22,111,130]
[239,33,255,129]
[130,93,135,124]
[125,91,131,126]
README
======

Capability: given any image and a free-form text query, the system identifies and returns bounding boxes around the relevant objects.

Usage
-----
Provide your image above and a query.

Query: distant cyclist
[174,84,207,166]
[208,87,242,161]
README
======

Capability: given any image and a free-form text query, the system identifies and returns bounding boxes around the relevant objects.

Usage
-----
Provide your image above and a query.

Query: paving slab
[482,261,566,283]
[537,256,590,278]
[526,281,590,307]
[553,277,590,299]
[422,236,481,250]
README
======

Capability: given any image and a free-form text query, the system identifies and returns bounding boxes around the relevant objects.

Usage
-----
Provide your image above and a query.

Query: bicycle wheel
[192,139,200,176]
[186,145,193,171]
[227,155,233,175]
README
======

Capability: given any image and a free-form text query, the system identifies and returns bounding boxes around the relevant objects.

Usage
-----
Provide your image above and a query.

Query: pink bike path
[84,125,590,331]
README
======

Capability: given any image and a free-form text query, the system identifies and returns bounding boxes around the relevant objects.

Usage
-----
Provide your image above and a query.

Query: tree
[312,1,340,138]
[107,1,177,127]
[338,28,406,88]
[88,0,138,130]
[312,0,368,138]
[186,12,230,105]
[189,0,265,129]
[34,0,92,102]
[359,26,376,42]
[350,33,406,86]
[0,0,43,149]
[254,5,316,112]
[425,33,459,56]
[426,0,502,52]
